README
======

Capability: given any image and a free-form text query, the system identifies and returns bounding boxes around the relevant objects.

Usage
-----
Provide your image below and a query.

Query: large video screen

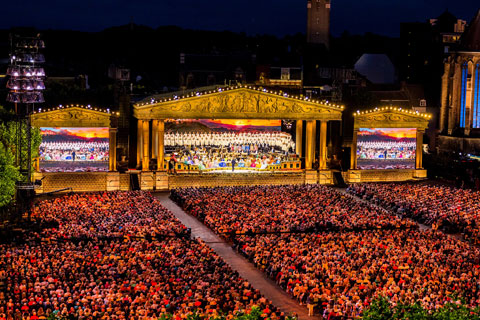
[165,119,282,133]
[357,128,416,170]
[39,127,109,172]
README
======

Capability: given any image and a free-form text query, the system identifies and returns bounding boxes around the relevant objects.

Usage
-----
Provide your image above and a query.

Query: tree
[363,295,480,320]
[0,106,42,209]
[0,128,21,208]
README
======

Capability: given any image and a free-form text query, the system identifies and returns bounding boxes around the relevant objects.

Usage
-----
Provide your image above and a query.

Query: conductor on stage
[231,158,236,172]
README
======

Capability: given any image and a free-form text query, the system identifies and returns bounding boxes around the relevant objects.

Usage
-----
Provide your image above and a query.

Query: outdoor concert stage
[30,88,432,194]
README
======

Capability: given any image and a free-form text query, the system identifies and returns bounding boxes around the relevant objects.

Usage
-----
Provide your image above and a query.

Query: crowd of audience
[347,183,480,242]
[0,192,280,320]
[171,185,416,235]
[6,181,480,319]
[29,191,186,240]
[172,184,480,318]
[234,229,480,318]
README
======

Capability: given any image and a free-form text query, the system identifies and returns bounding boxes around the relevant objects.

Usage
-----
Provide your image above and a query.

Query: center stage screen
[357,128,416,170]
[39,127,109,172]
[165,119,282,133]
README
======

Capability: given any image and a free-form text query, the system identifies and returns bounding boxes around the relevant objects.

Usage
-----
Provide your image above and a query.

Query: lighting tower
[5,34,46,220]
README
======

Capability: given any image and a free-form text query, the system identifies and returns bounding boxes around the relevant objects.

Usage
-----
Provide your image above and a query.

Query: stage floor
[198,169,280,174]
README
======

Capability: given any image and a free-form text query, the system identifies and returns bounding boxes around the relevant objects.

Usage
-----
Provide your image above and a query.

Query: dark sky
[3,0,480,37]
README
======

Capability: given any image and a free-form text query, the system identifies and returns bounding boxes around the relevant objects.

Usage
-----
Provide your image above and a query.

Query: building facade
[439,10,480,152]
[307,0,331,48]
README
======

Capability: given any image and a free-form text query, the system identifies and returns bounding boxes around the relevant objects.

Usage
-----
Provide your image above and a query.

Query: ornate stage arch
[31,106,118,172]
[134,86,343,120]
[133,86,344,177]
[348,107,431,182]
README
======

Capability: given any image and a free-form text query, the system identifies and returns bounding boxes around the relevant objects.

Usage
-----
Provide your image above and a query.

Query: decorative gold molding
[31,107,112,127]
[134,88,343,121]
[353,109,430,129]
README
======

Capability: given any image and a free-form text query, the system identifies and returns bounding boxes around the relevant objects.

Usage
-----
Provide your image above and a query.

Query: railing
[165,160,301,173]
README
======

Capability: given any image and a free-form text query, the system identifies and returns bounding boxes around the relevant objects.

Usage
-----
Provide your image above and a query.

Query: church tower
[307,0,331,49]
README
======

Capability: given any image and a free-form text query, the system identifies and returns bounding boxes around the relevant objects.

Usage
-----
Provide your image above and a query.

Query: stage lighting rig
[5,34,46,222]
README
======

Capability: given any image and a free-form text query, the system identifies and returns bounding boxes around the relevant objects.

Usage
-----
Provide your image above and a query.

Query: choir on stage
[165,131,297,171]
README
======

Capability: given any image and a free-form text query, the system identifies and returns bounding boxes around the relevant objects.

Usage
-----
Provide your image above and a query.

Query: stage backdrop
[39,127,109,172]
[357,128,416,170]
[165,119,281,133]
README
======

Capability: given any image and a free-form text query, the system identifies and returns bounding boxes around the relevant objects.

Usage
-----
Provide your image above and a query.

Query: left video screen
[39,127,109,172]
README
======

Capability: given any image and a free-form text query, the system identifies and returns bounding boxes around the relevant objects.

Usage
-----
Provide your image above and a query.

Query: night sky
[3,0,480,37]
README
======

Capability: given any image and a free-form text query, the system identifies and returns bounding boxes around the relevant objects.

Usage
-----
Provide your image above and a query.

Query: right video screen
[357,128,416,170]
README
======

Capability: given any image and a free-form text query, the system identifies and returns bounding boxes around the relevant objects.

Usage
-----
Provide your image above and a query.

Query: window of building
[473,64,480,128]
[420,99,426,107]
[460,63,468,128]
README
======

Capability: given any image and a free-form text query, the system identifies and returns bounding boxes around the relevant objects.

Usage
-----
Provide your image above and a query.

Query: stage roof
[134,85,344,121]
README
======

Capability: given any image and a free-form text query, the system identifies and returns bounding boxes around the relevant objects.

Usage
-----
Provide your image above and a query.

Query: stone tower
[307,0,331,49]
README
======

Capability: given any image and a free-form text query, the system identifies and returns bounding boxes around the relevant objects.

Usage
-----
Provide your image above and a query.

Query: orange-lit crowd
[171,185,416,234]
[0,192,280,320]
[172,184,480,318]
[347,183,480,242]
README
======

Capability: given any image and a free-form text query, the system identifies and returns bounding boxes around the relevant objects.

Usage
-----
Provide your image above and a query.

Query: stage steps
[333,171,347,187]
[130,174,140,191]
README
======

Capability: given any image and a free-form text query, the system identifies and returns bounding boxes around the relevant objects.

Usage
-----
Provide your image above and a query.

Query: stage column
[142,120,150,171]
[109,128,117,171]
[416,129,424,169]
[312,121,317,163]
[305,120,315,169]
[152,120,158,159]
[319,120,327,170]
[296,120,303,157]
[157,120,165,171]
[137,120,142,168]
[351,129,358,170]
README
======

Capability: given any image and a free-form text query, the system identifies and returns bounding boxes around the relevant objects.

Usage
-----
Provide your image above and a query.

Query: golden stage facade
[347,107,431,183]
[132,85,344,188]
[30,87,433,193]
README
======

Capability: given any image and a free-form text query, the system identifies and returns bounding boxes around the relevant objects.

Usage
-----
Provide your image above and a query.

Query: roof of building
[369,83,426,109]
[461,9,480,52]
[354,54,396,84]
[434,10,459,33]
